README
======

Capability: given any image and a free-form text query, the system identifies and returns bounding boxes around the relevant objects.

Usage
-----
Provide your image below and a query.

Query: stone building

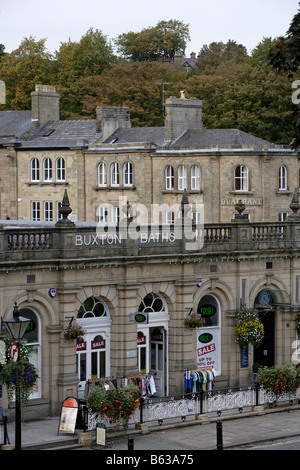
[0,85,297,225]
[0,84,299,420]
[0,191,299,419]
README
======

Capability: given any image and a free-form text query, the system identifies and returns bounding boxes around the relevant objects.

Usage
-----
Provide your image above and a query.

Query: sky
[0,0,299,56]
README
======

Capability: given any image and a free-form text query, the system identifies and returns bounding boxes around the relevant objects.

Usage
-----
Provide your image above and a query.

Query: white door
[150,327,165,396]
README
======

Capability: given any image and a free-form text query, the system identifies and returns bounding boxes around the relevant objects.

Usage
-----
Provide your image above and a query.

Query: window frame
[234,165,248,192]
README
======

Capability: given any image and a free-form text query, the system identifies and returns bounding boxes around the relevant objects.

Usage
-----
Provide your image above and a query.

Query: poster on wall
[196,328,219,371]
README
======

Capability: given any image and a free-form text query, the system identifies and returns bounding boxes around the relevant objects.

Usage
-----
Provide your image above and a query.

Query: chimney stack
[164,93,203,142]
[96,106,131,142]
[31,85,60,125]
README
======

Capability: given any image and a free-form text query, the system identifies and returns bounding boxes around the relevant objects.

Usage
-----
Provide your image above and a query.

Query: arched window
[111,162,119,186]
[20,308,41,399]
[191,165,200,190]
[234,165,248,191]
[98,162,107,187]
[124,161,133,186]
[165,165,174,190]
[138,293,167,314]
[56,157,65,182]
[43,157,52,182]
[78,296,109,318]
[178,165,187,190]
[279,165,287,190]
[31,158,40,182]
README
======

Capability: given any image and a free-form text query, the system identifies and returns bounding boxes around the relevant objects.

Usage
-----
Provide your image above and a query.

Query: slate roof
[20,119,101,148]
[103,127,165,146]
[168,129,277,148]
[0,111,33,143]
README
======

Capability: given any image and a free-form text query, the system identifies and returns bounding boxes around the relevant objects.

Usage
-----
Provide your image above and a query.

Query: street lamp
[2,302,31,451]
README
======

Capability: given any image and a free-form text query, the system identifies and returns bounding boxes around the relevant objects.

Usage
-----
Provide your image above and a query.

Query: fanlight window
[138,293,166,313]
[78,296,109,318]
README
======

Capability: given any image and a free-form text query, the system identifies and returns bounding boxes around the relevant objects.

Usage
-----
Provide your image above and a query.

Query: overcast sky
[0,0,298,56]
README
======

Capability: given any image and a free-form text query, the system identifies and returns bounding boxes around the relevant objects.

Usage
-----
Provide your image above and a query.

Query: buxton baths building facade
[0,191,300,418]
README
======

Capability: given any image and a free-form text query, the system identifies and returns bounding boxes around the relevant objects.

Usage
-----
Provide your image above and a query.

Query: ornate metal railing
[86,384,300,431]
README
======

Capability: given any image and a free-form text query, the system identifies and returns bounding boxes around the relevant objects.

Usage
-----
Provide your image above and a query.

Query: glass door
[150,327,165,396]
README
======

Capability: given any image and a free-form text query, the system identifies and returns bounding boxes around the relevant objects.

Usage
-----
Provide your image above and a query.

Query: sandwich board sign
[58,397,78,436]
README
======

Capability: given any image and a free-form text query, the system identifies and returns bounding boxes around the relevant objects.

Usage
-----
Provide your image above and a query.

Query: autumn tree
[115,20,190,62]
[0,37,54,110]
[197,40,248,73]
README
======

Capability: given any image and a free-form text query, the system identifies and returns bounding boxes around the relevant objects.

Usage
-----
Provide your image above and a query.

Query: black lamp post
[2,302,30,451]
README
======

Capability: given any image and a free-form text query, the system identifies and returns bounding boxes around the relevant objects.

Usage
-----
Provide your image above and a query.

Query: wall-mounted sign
[134,312,148,324]
[48,288,57,298]
[197,278,203,287]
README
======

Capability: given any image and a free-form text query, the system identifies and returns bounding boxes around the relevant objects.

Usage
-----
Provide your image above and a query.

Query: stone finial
[56,189,74,226]
[235,199,246,215]
[289,188,300,217]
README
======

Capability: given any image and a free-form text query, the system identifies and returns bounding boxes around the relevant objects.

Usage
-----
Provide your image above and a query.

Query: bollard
[216,419,223,450]
[128,435,134,450]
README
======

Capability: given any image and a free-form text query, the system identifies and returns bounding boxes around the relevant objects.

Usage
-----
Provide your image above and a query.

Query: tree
[267,6,300,150]
[55,28,117,87]
[61,62,185,125]
[250,37,278,67]
[115,20,190,62]
[0,37,54,110]
[185,60,294,145]
[197,40,248,73]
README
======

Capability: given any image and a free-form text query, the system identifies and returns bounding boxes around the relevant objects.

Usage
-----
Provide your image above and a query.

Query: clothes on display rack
[121,374,156,396]
[184,368,216,393]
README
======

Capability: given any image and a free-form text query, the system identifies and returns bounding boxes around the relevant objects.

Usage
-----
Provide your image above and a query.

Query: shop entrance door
[150,327,166,396]
[254,310,275,367]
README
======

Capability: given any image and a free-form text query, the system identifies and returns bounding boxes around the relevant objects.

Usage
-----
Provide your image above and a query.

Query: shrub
[257,363,300,397]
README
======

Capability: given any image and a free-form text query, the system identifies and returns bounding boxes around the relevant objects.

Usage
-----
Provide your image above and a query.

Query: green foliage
[87,385,140,430]
[257,363,300,397]
[235,308,264,348]
[115,19,190,62]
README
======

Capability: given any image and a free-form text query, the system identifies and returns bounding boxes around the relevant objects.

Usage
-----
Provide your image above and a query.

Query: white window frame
[31,201,40,221]
[165,211,174,224]
[279,165,287,191]
[111,162,119,187]
[178,165,187,191]
[111,206,119,224]
[43,158,52,182]
[234,165,248,192]
[191,165,200,190]
[98,162,107,187]
[44,201,53,221]
[56,157,65,182]
[124,161,133,186]
[98,206,107,223]
[31,158,40,182]
[165,165,174,190]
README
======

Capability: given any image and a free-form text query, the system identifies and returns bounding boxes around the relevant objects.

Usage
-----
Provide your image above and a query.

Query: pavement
[3,405,300,452]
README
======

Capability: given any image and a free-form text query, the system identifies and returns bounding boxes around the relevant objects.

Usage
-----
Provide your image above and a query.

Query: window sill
[229,190,253,195]
[94,185,136,191]
[161,189,203,194]
[275,189,292,195]
[26,181,69,186]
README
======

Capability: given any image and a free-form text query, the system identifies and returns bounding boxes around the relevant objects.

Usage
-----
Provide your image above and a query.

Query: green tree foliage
[185,60,294,145]
[54,28,117,87]
[266,6,300,150]
[0,37,54,110]
[115,20,190,61]
[62,62,185,125]
[197,40,248,73]
[250,37,278,66]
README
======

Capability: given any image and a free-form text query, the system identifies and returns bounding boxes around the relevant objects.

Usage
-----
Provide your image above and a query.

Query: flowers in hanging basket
[296,312,300,335]
[62,321,86,340]
[87,385,140,430]
[235,308,264,348]
[0,359,39,407]
[184,312,205,328]
[256,363,300,397]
